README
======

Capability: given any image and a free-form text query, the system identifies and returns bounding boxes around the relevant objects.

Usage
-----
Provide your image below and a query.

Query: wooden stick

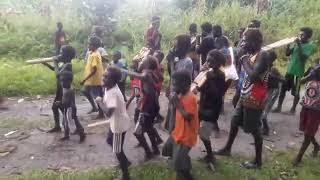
[26,56,58,64]
[87,120,110,128]
[262,37,296,51]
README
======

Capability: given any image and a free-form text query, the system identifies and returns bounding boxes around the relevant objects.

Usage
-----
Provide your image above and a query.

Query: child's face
[88,43,96,51]
[112,54,121,61]
[172,78,189,95]
[103,72,115,89]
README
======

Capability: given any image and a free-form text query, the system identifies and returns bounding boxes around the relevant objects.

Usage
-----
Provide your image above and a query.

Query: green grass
[2,151,320,180]
[0,58,85,96]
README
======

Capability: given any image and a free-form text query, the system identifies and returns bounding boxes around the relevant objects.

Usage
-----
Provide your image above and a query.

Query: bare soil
[0,90,314,175]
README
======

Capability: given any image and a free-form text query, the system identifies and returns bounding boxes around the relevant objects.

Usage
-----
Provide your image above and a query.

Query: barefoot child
[81,36,104,119]
[195,50,226,170]
[261,51,285,136]
[42,45,79,133]
[119,56,161,159]
[292,64,320,166]
[58,68,86,142]
[170,70,199,180]
[95,67,132,180]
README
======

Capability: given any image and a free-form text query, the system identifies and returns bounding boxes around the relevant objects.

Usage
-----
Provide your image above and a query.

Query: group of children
[44,18,320,180]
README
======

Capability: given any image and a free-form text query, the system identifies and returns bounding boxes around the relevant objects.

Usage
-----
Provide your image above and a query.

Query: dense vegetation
[0,0,320,96]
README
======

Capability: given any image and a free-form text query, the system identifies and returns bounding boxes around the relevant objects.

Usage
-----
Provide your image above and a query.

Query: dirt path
[0,90,312,175]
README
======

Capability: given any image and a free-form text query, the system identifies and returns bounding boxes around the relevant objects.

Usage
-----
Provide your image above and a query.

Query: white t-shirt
[103,85,131,133]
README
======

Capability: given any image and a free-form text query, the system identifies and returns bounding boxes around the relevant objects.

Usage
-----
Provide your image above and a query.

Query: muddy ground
[0,90,315,175]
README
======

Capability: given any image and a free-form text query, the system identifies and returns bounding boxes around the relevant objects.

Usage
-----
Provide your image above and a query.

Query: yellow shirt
[84,51,104,86]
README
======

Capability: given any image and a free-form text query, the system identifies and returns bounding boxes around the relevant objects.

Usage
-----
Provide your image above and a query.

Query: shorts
[82,85,103,99]
[134,113,155,136]
[299,107,320,136]
[199,104,222,122]
[170,141,192,171]
[112,132,126,153]
[199,121,214,141]
[231,104,263,134]
[282,74,301,97]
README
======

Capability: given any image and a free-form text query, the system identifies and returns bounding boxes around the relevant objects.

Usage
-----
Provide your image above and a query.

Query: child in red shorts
[293,64,320,166]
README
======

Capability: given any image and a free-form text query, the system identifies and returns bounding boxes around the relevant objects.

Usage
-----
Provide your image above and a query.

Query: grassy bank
[2,151,320,180]
[0,58,84,96]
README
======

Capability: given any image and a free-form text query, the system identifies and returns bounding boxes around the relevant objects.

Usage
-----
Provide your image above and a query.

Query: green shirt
[287,42,317,77]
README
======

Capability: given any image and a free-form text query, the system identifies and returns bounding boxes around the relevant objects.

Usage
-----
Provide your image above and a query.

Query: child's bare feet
[59,136,70,141]
[312,144,320,157]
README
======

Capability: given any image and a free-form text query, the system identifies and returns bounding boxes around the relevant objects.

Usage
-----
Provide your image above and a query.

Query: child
[292,64,320,166]
[118,56,161,159]
[170,70,199,180]
[58,68,86,142]
[195,50,226,170]
[126,59,141,124]
[95,67,132,180]
[153,50,165,124]
[261,51,285,136]
[81,36,104,119]
[112,50,128,101]
[42,45,76,133]
[54,22,66,55]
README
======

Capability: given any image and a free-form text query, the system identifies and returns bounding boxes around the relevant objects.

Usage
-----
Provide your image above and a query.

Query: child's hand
[95,97,102,103]
[80,80,85,86]
[54,101,62,106]
[182,111,193,122]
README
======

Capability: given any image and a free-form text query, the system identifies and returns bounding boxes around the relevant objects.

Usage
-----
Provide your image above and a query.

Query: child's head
[248,19,261,29]
[153,50,164,63]
[212,25,223,38]
[140,56,158,71]
[311,64,320,81]
[268,51,277,68]
[151,16,160,29]
[57,22,63,30]
[112,50,121,61]
[103,67,122,89]
[299,27,313,43]
[59,70,73,89]
[59,45,76,63]
[206,49,226,70]
[241,29,263,53]
[173,34,191,58]
[189,23,197,34]
[88,36,102,51]
[200,22,212,35]
[172,70,191,95]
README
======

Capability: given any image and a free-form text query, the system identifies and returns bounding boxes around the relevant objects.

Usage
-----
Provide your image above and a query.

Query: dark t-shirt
[196,35,215,64]
[140,70,160,117]
[199,70,225,122]
[199,70,225,109]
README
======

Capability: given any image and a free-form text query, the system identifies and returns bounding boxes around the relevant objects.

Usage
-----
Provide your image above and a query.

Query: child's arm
[42,62,55,71]
[126,94,135,109]
[81,66,97,85]
[170,93,192,122]
[117,68,146,80]
[95,97,115,118]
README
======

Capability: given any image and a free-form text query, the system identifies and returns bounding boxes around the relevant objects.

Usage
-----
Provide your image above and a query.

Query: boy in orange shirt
[170,70,199,180]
